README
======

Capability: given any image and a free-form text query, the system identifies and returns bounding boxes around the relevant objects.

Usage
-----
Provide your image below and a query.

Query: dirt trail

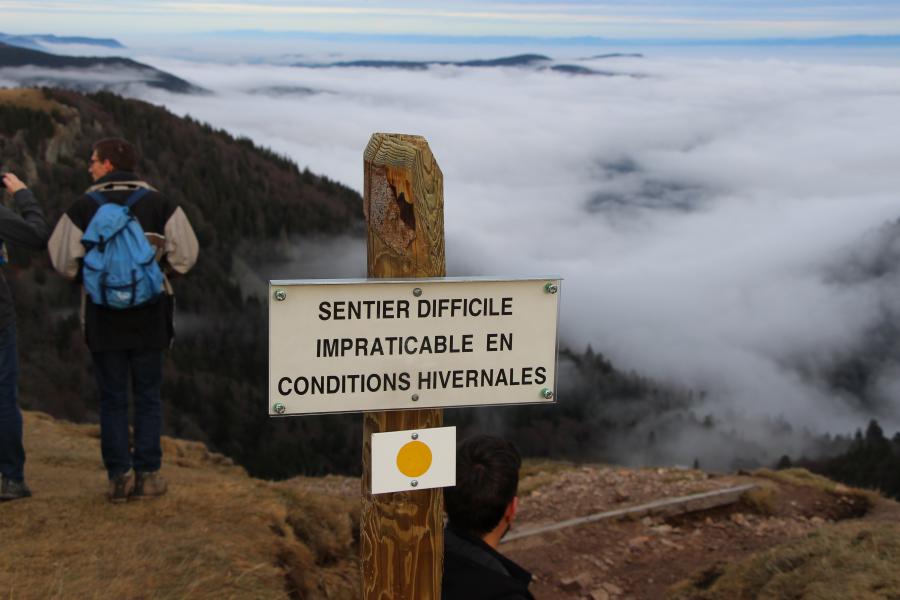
[504,465,899,600]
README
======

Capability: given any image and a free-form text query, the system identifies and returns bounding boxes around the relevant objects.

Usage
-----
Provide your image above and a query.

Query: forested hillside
[1,87,867,481]
[1,87,364,477]
[781,419,900,500]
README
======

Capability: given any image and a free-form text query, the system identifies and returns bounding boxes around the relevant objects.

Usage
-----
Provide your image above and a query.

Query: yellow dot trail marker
[397,441,433,478]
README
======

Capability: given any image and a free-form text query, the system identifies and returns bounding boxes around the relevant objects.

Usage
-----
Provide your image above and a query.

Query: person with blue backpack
[48,138,198,503]
[0,171,50,502]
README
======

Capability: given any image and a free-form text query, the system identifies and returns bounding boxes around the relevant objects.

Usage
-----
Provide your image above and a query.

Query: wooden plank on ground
[503,484,758,543]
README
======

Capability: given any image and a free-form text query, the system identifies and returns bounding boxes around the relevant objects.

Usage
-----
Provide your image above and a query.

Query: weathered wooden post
[361,133,445,599]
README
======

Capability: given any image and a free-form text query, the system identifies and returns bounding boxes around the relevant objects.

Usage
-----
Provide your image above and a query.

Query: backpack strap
[86,187,150,208]
[125,188,150,208]
[87,191,107,206]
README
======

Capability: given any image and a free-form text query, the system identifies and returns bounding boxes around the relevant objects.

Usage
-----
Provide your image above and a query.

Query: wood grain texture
[362,133,445,600]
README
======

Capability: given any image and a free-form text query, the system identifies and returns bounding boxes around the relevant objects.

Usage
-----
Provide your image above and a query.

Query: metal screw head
[540,388,554,400]
[544,282,559,294]
[410,480,419,488]
[411,393,420,402]
[411,433,419,440]
[413,287,423,297]
[273,402,286,414]
[273,289,287,302]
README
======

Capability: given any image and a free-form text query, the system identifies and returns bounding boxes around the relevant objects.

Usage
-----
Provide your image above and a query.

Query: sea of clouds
[70,45,900,453]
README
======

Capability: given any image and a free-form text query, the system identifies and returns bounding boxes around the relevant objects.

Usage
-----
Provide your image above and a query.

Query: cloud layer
[133,51,900,445]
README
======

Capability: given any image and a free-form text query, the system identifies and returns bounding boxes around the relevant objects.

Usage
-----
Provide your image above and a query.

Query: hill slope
[1,411,360,599]
[5,411,900,599]
[0,43,203,93]
[1,87,364,481]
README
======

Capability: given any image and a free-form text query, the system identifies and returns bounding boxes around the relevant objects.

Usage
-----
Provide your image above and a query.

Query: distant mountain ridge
[299,52,550,70]
[0,32,124,51]
[296,53,623,76]
[0,42,204,93]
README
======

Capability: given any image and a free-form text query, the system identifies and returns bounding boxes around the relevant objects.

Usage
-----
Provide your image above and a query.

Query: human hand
[1,173,27,194]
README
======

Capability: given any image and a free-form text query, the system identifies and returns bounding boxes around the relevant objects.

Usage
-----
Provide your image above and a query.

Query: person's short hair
[93,138,137,171]
[444,435,521,537]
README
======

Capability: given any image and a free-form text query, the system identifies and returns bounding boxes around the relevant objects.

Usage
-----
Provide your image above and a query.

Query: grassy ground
[668,468,897,600]
[0,88,62,113]
[0,412,359,599]
[668,520,900,600]
[518,458,576,497]
[753,467,877,498]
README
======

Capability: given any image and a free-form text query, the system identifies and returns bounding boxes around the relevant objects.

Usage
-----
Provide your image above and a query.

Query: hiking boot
[0,477,32,502]
[107,469,135,503]
[133,470,167,500]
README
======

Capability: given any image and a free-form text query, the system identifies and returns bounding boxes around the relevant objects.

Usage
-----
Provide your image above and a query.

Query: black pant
[92,349,163,479]
[0,323,24,482]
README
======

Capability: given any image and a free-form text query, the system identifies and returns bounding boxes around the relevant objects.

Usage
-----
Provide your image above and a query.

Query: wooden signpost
[268,133,560,599]
[361,133,445,600]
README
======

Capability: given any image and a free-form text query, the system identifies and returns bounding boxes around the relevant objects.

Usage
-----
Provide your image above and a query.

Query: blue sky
[3,1,900,40]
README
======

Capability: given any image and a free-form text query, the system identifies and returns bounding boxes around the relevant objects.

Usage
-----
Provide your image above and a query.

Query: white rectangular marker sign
[371,426,456,495]
[268,277,560,415]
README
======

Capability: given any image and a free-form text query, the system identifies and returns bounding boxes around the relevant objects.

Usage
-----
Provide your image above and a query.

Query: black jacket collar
[94,171,140,186]
[445,524,533,587]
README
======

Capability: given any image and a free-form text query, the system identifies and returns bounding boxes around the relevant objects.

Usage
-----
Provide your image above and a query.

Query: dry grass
[667,521,900,599]
[754,467,880,505]
[661,470,700,484]
[740,485,778,516]
[0,412,360,599]
[0,88,61,113]
[755,467,851,492]
[518,458,576,497]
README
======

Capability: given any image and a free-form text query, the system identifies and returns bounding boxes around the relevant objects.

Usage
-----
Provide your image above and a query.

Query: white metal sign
[371,426,456,494]
[268,277,560,415]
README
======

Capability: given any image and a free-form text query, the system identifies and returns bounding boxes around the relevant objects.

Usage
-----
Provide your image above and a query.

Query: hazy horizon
[4,0,900,39]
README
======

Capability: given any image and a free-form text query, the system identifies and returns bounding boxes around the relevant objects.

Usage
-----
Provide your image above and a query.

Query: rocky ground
[287,457,900,599]
[503,464,896,599]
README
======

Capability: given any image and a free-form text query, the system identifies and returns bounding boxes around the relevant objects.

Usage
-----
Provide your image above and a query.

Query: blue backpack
[81,188,164,309]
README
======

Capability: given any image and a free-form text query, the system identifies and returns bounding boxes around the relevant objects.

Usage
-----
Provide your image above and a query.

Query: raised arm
[0,173,50,250]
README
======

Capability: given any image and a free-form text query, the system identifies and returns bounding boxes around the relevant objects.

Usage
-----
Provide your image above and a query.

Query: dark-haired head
[92,138,137,172]
[444,435,521,537]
